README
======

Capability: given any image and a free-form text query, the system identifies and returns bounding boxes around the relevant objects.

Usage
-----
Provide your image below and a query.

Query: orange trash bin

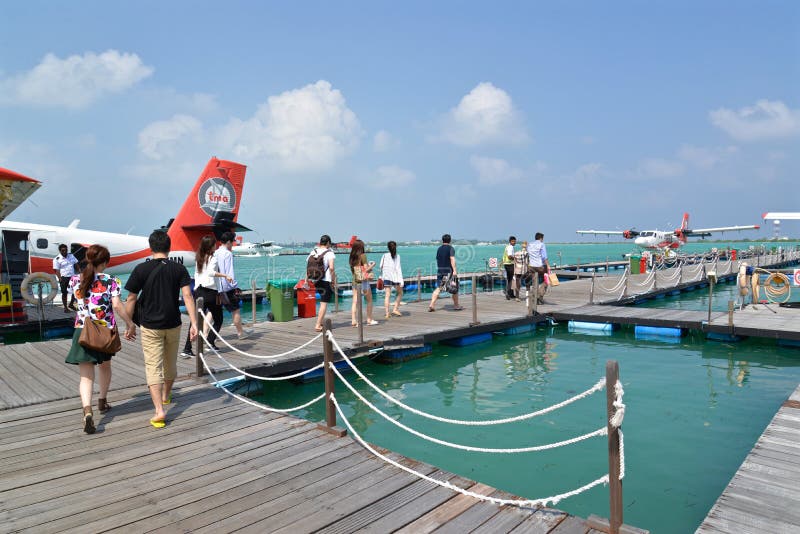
[639,256,647,274]
[295,280,317,318]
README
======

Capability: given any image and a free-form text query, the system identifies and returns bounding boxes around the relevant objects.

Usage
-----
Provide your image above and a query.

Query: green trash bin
[267,279,298,322]
[629,255,641,274]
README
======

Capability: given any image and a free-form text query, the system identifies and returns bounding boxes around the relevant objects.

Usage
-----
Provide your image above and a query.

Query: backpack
[306,248,327,282]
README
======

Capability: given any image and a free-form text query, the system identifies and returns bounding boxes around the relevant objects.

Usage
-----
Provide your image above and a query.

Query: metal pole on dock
[470,275,480,326]
[195,297,205,377]
[319,318,346,437]
[251,279,257,325]
[606,360,623,534]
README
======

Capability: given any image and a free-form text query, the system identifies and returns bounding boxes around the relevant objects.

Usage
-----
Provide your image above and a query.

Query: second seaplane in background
[577,213,760,251]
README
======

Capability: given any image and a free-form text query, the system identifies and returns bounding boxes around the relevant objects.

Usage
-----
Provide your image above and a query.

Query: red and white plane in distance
[0,157,249,275]
[577,213,760,251]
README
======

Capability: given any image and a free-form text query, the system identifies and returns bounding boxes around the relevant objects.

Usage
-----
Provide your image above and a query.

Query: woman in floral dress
[65,244,135,434]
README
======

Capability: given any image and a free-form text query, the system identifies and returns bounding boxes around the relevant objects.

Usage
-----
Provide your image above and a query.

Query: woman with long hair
[380,240,404,319]
[65,244,135,434]
[183,235,233,355]
[349,239,377,326]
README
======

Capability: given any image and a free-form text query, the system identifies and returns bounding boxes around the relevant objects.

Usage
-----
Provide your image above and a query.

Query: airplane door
[70,243,87,272]
[1,230,31,299]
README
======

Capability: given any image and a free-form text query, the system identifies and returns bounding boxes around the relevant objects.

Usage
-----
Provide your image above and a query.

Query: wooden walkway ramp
[697,383,800,533]
[1,380,602,534]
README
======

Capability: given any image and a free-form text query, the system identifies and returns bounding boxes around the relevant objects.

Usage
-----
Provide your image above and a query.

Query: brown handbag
[79,320,122,354]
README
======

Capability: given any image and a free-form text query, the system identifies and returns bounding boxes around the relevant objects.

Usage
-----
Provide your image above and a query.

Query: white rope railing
[204,319,322,359]
[594,271,628,293]
[331,359,607,453]
[196,350,325,413]
[327,331,606,426]
[198,329,325,381]
[331,394,611,507]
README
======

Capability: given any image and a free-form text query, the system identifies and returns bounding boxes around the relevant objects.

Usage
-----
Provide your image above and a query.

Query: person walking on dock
[125,231,198,429]
[311,235,336,332]
[513,241,530,301]
[380,240,404,319]
[53,244,79,312]
[180,235,234,358]
[527,232,551,304]
[502,236,516,300]
[429,234,462,312]
[350,239,378,326]
[65,245,135,434]
[215,232,253,340]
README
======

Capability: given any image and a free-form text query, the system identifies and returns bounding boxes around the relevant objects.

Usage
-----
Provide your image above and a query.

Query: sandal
[428,307,435,312]
[83,406,95,434]
[366,319,379,326]
[351,322,359,327]
[385,314,390,320]
[162,393,172,405]
[98,398,112,414]
[391,310,402,317]
[452,306,464,311]
[150,417,166,429]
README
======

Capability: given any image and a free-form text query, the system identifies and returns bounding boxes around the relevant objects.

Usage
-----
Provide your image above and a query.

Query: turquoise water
[248,325,800,533]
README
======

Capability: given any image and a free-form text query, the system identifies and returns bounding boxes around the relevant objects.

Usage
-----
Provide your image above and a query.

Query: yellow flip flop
[150,418,166,429]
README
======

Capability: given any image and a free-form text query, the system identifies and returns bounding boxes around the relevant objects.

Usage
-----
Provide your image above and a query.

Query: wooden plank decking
[0,379,602,534]
[697,384,800,533]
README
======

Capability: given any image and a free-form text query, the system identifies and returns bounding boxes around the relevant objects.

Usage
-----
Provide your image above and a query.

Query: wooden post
[531,274,538,316]
[653,268,658,290]
[470,275,480,326]
[605,256,609,274]
[707,277,714,323]
[195,296,205,377]
[678,262,683,284]
[417,270,422,302]
[606,360,623,534]
[318,318,346,437]
[334,279,339,313]
[251,279,257,325]
[590,272,595,304]
[576,257,581,275]
[622,268,628,298]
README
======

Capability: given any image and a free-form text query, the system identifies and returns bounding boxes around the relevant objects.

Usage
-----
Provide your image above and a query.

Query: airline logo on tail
[198,178,237,216]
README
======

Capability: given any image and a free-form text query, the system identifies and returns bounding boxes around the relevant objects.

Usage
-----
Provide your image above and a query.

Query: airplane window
[19,240,27,251]
[36,239,48,249]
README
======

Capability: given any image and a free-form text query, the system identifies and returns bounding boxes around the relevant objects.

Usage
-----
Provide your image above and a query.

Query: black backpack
[307,248,327,282]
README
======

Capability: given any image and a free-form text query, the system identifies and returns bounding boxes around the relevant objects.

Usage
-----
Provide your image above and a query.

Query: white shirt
[503,244,515,265]
[53,253,78,277]
[527,240,548,268]
[379,253,403,286]
[320,248,336,282]
[214,247,237,291]
[194,255,219,290]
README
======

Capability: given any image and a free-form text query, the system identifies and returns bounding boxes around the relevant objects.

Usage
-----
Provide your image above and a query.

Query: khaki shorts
[140,325,182,386]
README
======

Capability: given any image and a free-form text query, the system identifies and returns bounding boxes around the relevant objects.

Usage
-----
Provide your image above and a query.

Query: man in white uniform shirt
[53,244,79,312]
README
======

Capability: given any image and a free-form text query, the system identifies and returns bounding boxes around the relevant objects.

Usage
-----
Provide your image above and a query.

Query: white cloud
[638,158,685,178]
[373,130,394,152]
[565,162,605,194]
[0,50,153,109]
[436,82,529,146]
[372,165,416,188]
[677,144,737,169]
[138,114,204,161]
[218,80,363,173]
[709,99,800,141]
[469,155,523,185]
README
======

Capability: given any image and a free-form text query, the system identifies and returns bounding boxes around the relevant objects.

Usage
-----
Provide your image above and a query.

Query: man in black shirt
[125,231,197,428]
[428,233,463,312]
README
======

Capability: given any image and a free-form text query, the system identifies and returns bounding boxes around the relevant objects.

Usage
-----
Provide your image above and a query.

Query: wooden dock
[0,249,796,532]
[697,383,800,533]
[0,380,589,533]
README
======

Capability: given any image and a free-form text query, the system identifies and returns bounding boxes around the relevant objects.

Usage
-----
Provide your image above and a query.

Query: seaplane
[232,238,282,257]
[0,157,250,304]
[576,213,760,251]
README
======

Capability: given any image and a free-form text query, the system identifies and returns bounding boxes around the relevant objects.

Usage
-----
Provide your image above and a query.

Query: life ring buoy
[21,272,59,305]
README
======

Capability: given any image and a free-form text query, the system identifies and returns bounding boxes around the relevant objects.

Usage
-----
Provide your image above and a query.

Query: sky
[1,1,798,243]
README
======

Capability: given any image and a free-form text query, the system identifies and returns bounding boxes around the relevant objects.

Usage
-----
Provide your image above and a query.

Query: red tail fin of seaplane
[166,157,249,252]
[675,212,690,243]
